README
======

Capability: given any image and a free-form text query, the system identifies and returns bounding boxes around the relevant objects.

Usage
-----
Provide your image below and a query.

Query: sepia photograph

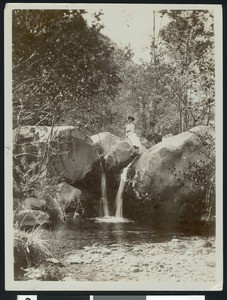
[5,3,222,291]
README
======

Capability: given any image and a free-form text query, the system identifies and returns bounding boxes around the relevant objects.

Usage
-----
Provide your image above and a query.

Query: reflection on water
[51,217,214,252]
[52,218,176,250]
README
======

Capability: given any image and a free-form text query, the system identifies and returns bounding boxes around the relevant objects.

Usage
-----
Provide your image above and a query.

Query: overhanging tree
[13,10,123,132]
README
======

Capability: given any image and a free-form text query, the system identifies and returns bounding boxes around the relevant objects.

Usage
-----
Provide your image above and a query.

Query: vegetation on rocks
[13,9,215,215]
[170,130,215,221]
[12,8,216,281]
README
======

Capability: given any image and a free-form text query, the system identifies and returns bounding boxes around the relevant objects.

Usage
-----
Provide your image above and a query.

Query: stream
[16,164,215,282]
[18,217,215,282]
[52,218,171,249]
[51,217,213,254]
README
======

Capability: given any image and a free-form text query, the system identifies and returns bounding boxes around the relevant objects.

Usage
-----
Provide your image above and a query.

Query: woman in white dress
[125,116,141,150]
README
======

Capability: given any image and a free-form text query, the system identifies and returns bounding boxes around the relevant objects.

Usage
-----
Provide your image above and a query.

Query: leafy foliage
[13,9,215,138]
[159,10,215,131]
[114,10,215,140]
[13,10,125,133]
[170,131,215,221]
[13,127,64,199]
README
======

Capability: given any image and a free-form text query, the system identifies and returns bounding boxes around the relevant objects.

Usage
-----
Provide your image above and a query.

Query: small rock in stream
[172,238,181,242]
[86,259,94,264]
[133,263,140,267]
[46,258,59,264]
[133,268,141,273]
[143,263,149,267]
[83,246,90,251]
[102,249,112,255]
[90,249,101,254]
[66,255,84,264]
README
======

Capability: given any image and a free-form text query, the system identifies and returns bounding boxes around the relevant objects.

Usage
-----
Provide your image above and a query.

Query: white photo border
[4,2,223,291]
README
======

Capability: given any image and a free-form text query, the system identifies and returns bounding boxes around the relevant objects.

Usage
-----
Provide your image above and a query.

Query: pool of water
[51,217,213,252]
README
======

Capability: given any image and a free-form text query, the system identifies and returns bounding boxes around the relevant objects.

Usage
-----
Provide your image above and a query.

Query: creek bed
[18,218,216,282]
[52,217,176,252]
[47,218,215,282]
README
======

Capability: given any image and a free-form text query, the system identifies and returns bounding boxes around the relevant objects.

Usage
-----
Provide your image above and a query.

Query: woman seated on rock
[125,116,141,150]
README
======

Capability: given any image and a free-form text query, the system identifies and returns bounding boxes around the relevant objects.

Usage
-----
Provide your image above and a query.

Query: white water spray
[115,164,131,218]
[100,166,110,217]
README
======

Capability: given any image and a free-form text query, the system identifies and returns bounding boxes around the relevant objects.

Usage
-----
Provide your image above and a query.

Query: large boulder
[45,182,97,219]
[48,182,82,212]
[104,139,138,171]
[13,126,99,185]
[53,129,99,183]
[162,133,174,141]
[90,132,121,156]
[104,138,146,172]
[101,138,147,210]
[134,130,155,149]
[15,210,49,227]
[22,197,46,210]
[124,126,215,224]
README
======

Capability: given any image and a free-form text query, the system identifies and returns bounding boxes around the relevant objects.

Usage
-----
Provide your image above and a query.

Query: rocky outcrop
[15,210,49,226]
[134,130,155,149]
[162,133,173,140]
[124,126,215,224]
[53,129,99,183]
[106,139,135,170]
[13,126,99,185]
[90,132,121,156]
[13,125,215,226]
[22,197,47,210]
[104,138,146,172]
[48,182,82,213]
[46,182,97,219]
[94,135,146,211]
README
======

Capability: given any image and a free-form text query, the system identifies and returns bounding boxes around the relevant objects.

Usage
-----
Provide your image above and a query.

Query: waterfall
[100,165,110,217]
[115,164,131,218]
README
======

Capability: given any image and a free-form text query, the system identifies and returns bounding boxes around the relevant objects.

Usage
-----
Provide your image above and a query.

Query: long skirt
[127,132,141,148]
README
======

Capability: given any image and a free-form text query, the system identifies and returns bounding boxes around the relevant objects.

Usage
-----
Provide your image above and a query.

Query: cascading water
[97,157,134,223]
[100,164,110,217]
[115,164,131,218]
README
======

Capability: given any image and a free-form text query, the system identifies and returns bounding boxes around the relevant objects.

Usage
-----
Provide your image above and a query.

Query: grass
[14,222,53,268]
